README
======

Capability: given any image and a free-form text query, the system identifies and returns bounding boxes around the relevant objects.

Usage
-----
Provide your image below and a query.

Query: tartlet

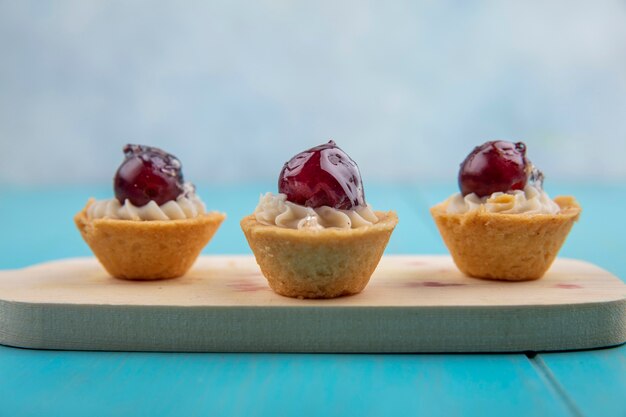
[76,203,224,280]
[241,211,397,298]
[241,141,397,298]
[431,196,580,280]
[75,144,225,280]
[431,140,581,281]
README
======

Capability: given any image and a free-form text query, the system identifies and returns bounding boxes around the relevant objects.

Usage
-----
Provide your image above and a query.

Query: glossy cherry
[114,144,185,206]
[458,140,529,197]
[278,140,366,210]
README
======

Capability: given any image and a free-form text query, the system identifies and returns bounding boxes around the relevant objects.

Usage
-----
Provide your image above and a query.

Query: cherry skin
[458,140,529,197]
[278,140,366,210]
[114,144,185,206]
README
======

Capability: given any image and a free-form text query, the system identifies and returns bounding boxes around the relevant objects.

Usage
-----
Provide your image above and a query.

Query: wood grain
[0,255,624,352]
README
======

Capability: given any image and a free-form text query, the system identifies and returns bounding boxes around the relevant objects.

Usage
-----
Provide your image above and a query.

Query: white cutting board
[0,255,624,352]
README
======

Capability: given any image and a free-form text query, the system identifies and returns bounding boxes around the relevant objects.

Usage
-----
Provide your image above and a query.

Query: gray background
[1,1,625,185]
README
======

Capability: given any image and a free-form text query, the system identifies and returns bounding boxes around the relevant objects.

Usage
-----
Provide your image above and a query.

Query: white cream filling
[446,185,560,215]
[254,192,378,230]
[87,193,206,221]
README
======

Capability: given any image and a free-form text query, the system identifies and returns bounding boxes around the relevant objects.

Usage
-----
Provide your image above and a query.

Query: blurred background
[1,0,625,186]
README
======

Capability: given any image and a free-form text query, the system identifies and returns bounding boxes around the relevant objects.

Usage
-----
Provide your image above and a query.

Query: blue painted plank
[0,185,97,269]
[536,347,626,417]
[0,347,572,417]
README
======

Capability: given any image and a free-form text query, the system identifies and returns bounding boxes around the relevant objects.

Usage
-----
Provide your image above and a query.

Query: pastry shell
[241,211,398,298]
[75,203,225,280]
[430,196,581,281]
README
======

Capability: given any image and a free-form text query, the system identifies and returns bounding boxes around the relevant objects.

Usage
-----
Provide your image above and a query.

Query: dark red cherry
[458,140,529,197]
[278,140,366,210]
[114,144,185,206]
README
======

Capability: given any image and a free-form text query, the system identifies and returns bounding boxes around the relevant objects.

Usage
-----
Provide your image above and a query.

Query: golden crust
[240,211,398,298]
[430,196,581,281]
[75,204,225,280]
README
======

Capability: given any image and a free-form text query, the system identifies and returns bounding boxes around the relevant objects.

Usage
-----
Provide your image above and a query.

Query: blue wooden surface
[0,183,624,417]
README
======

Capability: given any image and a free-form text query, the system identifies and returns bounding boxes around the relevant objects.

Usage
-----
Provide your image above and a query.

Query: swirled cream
[87,193,206,221]
[254,192,379,230]
[446,185,560,215]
